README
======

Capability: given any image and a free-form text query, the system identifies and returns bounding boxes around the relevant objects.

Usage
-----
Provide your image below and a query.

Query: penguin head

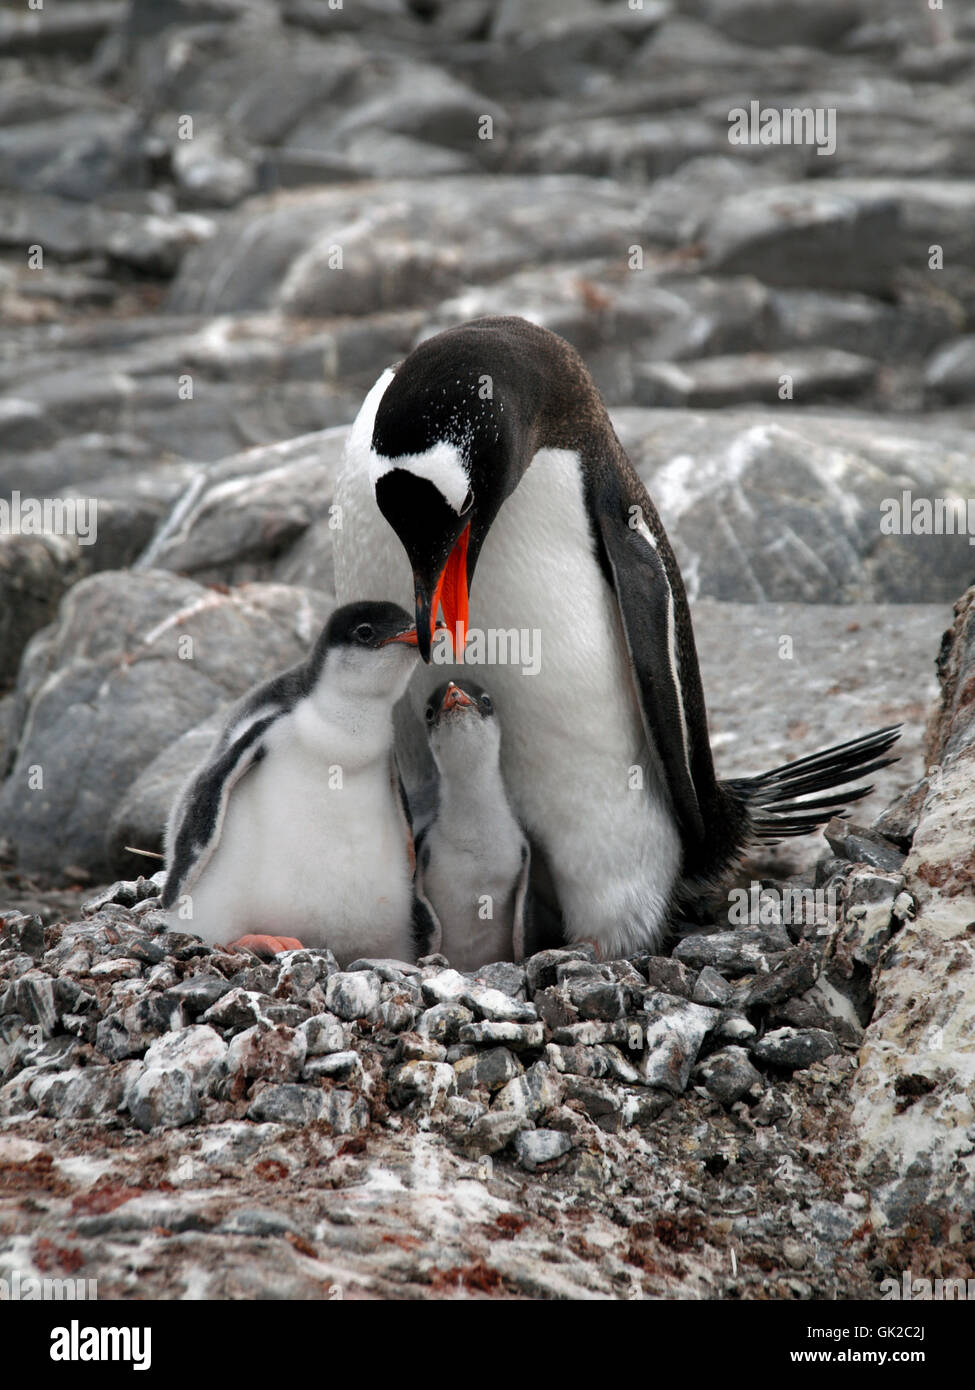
[368,324,533,663]
[313,600,420,700]
[424,679,501,778]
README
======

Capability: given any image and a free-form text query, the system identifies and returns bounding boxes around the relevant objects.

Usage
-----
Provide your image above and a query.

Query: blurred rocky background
[2,0,974,884]
[0,0,973,1298]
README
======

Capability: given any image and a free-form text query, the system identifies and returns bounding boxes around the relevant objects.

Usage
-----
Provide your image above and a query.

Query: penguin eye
[425,705,436,724]
[480,694,493,713]
[353,623,375,645]
[459,487,474,515]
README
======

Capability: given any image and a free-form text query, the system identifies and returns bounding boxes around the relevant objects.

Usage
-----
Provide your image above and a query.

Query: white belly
[179,737,415,966]
[335,444,682,956]
[421,818,524,971]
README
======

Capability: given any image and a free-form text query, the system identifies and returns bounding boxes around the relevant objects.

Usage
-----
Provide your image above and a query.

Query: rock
[0,4,126,58]
[696,1046,763,1105]
[419,969,470,1006]
[735,946,820,1011]
[635,956,697,999]
[2,971,59,1035]
[751,1027,841,1070]
[246,1083,326,1126]
[274,949,337,1000]
[514,1128,572,1171]
[127,1066,200,1131]
[0,570,333,878]
[417,1002,474,1044]
[299,1013,349,1056]
[561,978,630,1021]
[303,1050,364,1085]
[390,1060,456,1108]
[549,1020,641,1048]
[172,127,257,209]
[143,1024,227,1089]
[460,985,537,1024]
[161,973,232,1017]
[82,874,163,913]
[547,1042,641,1085]
[324,1088,370,1135]
[396,1032,446,1063]
[619,1088,673,1128]
[493,1060,564,1121]
[703,0,863,49]
[453,1047,523,1095]
[823,819,906,872]
[0,535,86,695]
[95,995,185,1060]
[925,337,975,403]
[0,108,148,202]
[618,408,975,605]
[531,986,579,1030]
[167,178,661,317]
[693,966,733,1005]
[324,970,383,1023]
[472,961,527,998]
[458,1021,544,1050]
[225,1023,306,1084]
[32,1063,133,1119]
[673,927,791,976]
[460,1110,525,1158]
[852,585,975,1222]
[140,427,349,589]
[201,988,269,1033]
[347,957,420,981]
[639,994,721,1093]
[559,1075,623,1132]
[704,179,975,295]
[379,982,420,1032]
[636,348,877,408]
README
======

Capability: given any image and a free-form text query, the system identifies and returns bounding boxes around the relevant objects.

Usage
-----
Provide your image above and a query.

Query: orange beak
[441,681,476,712]
[381,625,420,646]
[425,523,470,661]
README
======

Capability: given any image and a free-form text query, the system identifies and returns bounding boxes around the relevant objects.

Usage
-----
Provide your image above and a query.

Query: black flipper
[590,473,710,849]
[161,713,277,909]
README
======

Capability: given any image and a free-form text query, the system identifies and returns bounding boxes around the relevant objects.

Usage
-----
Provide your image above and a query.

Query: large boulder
[852,586,975,1222]
[0,570,333,879]
[166,177,662,316]
[616,408,975,604]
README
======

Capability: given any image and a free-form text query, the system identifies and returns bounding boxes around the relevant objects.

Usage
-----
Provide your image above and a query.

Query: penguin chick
[161,601,422,965]
[415,679,530,970]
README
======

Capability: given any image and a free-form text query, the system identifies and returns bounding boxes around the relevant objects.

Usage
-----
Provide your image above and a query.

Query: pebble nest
[1,820,948,1300]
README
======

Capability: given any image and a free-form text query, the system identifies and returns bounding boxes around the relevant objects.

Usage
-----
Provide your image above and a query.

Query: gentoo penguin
[160,601,423,965]
[413,678,531,971]
[333,317,900,958]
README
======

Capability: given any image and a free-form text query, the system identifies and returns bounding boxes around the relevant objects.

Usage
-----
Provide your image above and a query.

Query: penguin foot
[227,933,305,959]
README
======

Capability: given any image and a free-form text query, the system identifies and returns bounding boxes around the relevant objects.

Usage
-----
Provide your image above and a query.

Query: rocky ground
[1,0,974,1300]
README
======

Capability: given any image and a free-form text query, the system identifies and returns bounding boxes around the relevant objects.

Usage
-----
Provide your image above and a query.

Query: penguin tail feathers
[729,724,902,845]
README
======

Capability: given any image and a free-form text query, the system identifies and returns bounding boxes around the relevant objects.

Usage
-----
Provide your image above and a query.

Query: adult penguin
[334,316,898,958]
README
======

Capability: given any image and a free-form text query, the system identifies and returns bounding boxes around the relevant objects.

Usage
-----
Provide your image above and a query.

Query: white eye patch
[369,439,472,515]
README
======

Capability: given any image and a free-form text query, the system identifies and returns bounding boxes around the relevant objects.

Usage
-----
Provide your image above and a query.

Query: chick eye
[353,623,375,644]
[480,694,493,713]
[425,705,436,724]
